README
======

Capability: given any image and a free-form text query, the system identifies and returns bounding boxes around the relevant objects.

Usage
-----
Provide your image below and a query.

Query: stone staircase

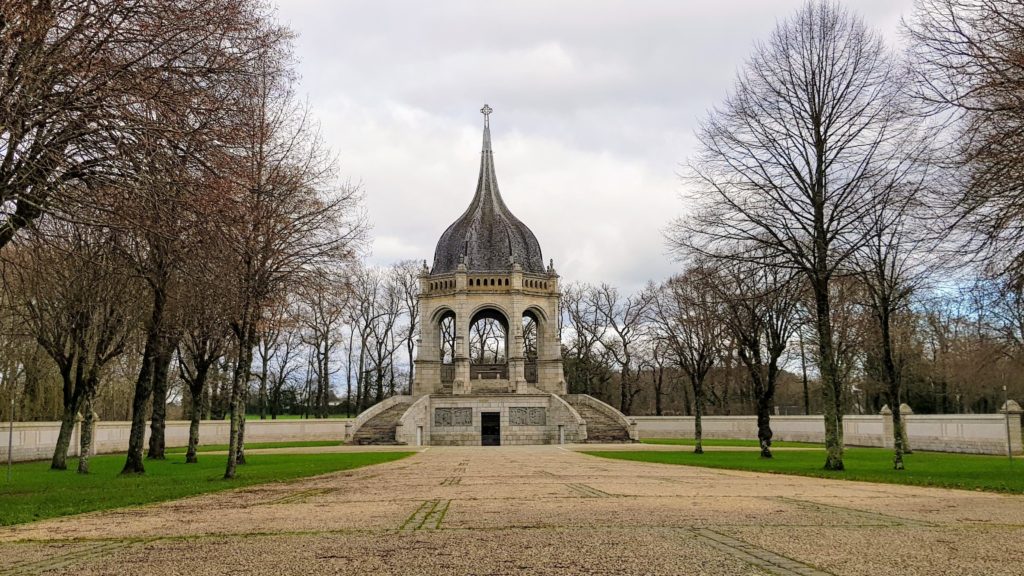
[351,404,408,445]
[564,396,633,443]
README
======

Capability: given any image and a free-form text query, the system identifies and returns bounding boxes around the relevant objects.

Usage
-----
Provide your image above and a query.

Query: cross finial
[480,104,493,128]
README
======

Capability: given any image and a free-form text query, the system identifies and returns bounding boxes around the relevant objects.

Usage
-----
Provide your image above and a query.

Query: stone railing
[632,406,1023,456]
[564,393,639,441]
[2,418,351,463]
[343,395,414,442]
[470,364,507,380]
[395,395,432,446]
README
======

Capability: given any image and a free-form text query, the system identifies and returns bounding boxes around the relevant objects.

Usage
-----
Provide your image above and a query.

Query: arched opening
[523,310,539,384]
[438,310,456,384]
[469,308,508,380]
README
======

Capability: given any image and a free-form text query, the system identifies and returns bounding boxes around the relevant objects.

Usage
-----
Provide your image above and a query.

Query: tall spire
[430,104,545,274]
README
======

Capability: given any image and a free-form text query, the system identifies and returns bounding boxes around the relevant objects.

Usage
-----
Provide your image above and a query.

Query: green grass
[0,450,412,526]
[641,438,821,448]
[585,447,1024,494]
[165,440,343,454]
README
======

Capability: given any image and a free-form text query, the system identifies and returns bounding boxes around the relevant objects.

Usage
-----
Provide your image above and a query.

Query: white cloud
[276,0,915,291]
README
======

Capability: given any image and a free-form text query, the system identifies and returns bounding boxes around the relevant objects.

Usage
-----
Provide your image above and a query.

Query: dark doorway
[481,412,501,446]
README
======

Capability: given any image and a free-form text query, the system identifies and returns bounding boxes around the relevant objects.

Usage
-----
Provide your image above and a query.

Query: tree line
[0,1,366,478]
[663,0,1024,471]
[3,0,1023,478]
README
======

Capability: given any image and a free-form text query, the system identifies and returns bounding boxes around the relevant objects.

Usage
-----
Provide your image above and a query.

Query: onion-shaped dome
[431,107,545,274]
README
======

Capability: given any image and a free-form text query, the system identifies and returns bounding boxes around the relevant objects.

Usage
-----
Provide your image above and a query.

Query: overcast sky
[274,0,915,293]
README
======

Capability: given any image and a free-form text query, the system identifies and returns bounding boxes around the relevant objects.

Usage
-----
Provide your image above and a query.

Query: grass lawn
[0,450,412,526]
[165,440,343,454]
[641,438,821,448]
[585,447,1024,494]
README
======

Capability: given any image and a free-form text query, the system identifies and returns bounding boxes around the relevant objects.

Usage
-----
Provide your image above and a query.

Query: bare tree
[393,261,422,392]
[218,31,365,477]
[119,0,284,474]
[5,222,141,471]
[591,284,654,415]
[0,1,248,249]
[178,315,229,464]
[711,259,802,458]
[561,283,613,397]
[906,0,1024,282]
[673,1,921,469]
[853,192,935,469]
[297,275,347,418]
[652,268,723,453]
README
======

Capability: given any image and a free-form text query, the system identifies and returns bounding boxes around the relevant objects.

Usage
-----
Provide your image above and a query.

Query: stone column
[453,265,470,394]
[998,400,1023,455]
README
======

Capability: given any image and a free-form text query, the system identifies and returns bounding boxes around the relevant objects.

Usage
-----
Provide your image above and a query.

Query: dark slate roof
[431,119,545,274]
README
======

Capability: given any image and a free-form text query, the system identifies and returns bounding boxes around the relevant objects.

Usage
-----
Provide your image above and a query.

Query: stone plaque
[452,407,472,426]
[434,408,451,427]
[510,407,546,426]
[434,407,472,427]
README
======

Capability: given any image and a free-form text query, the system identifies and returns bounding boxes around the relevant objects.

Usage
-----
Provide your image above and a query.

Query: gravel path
[1,445,1021,575]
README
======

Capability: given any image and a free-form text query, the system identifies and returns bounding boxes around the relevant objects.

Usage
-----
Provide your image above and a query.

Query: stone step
[563,398,632,443]
[351,404,409,445]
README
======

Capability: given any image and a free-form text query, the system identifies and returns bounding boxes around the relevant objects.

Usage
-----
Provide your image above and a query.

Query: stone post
[88,410,99,456]
[72,412,83,457]
[899,403,913,453]
[998,400,1023,455]
[879,405,892,448]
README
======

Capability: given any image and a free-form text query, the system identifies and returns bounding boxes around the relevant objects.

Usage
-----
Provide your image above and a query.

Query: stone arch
[431,307,457,377]
[468,306,509,378]
[522,309,541,384]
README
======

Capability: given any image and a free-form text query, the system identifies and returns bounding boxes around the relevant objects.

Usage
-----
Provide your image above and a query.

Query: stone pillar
[88,410,99,456]
[998,400,1023,455]
[880,404,911,451]
[454,264,470,394]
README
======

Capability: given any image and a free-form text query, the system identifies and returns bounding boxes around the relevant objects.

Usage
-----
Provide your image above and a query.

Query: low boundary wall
[632,413,1023,455]
[5,411,1021,461]
[2,418,350,463]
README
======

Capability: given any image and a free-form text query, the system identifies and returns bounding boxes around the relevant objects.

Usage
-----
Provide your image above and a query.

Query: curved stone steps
[563,398,632,443]
[351,404,409,445]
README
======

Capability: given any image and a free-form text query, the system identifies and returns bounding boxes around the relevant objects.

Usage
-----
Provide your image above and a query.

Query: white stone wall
[1,418,350,463]
[632,413,1023,455]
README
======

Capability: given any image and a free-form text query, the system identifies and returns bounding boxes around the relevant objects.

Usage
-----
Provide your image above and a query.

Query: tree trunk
[147,339,175,460]
[756,392,773,459]
[187,400,201,463]
[692,376,704,455]
[77,395,95,474]
[655,366,664,416]
[225,316,254,479]
[123,291,166,474]
[799,330,811,415]
[185,368,208,464]
[878,308,906,470]
[237,407,247,465]
[813,282,844,470]
[258,350,269,420]
[50,372,82,471]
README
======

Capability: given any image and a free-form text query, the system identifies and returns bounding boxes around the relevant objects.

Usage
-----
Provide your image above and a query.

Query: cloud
[275,0,915,291]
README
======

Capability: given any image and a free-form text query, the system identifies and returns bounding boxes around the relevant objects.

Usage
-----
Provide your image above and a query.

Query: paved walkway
[1,445,1022,575]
